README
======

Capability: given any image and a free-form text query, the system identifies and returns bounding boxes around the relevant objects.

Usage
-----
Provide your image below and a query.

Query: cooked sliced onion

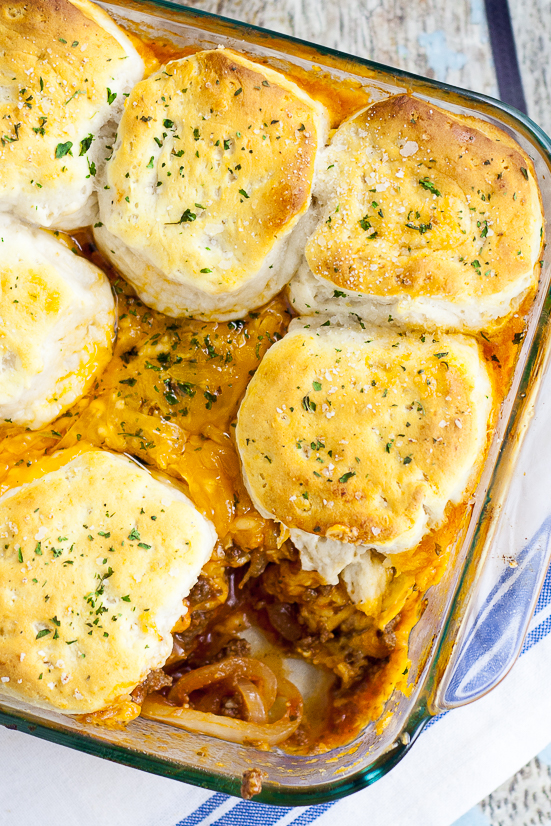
[234,678,266,724]
[142,677,302,746]
[168,657,277,710]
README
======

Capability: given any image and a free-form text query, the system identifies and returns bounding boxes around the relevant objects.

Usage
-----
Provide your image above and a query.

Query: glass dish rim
[2,0,551,807]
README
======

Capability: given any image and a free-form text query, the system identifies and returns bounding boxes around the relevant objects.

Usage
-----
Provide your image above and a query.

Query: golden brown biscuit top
[0,0,129,198]
[236,319,493,546]
[0,447,215,714]
[101,48,326,294]
[306,95,542,308]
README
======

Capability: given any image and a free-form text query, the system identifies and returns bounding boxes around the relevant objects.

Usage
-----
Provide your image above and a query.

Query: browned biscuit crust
[304,95,542,328]
[236,319,493,549]
[95,48,327,318]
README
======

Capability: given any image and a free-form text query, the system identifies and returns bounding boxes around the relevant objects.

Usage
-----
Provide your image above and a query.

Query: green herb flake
[406,221,432,234]
[107,88,117,105]
[79,134,93,155]
[55,141,73,159]
[338,471,356,483]
[302,395,316,412]
[418,177,441,196]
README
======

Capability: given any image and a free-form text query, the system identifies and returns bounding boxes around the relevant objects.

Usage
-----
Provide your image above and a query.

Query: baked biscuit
[290,94,543,332]
[0,0,143,229]
[0,214,115,429]
[236,317,493,597]
[95,48,327,320]
[0,447,216,714]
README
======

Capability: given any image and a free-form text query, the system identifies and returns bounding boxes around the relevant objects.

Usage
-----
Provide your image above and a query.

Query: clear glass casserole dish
[1,0,551,805]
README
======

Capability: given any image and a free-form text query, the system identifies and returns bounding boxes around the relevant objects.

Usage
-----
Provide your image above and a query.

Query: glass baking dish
[1,0,551,805]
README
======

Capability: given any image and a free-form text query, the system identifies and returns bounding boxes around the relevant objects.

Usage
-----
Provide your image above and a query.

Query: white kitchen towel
[2,349,551,826]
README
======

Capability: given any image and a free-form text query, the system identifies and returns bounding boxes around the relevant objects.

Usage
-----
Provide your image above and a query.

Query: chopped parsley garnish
[55,141,73,159]
[418,177,441,196]
[107,88,117,105]
[406,221,432,234]
[79,134,93,155]
[338,471,356,483]
[177,208,196,223]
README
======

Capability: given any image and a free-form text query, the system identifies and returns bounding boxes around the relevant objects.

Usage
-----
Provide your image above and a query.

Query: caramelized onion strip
[142,676,303,746]
[168,657,277,710]
[233,678,267,724]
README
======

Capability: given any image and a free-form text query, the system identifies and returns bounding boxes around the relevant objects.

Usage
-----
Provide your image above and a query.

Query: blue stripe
[208,800,289,825]
[534,558,551,614]
[206,800,334,826]
[291,802,335,825]
[173,793,229,826]
[520,613,551,656]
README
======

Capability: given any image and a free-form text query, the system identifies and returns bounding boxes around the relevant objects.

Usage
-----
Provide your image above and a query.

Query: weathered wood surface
[182,0,550,135]
[510,0,551,135]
